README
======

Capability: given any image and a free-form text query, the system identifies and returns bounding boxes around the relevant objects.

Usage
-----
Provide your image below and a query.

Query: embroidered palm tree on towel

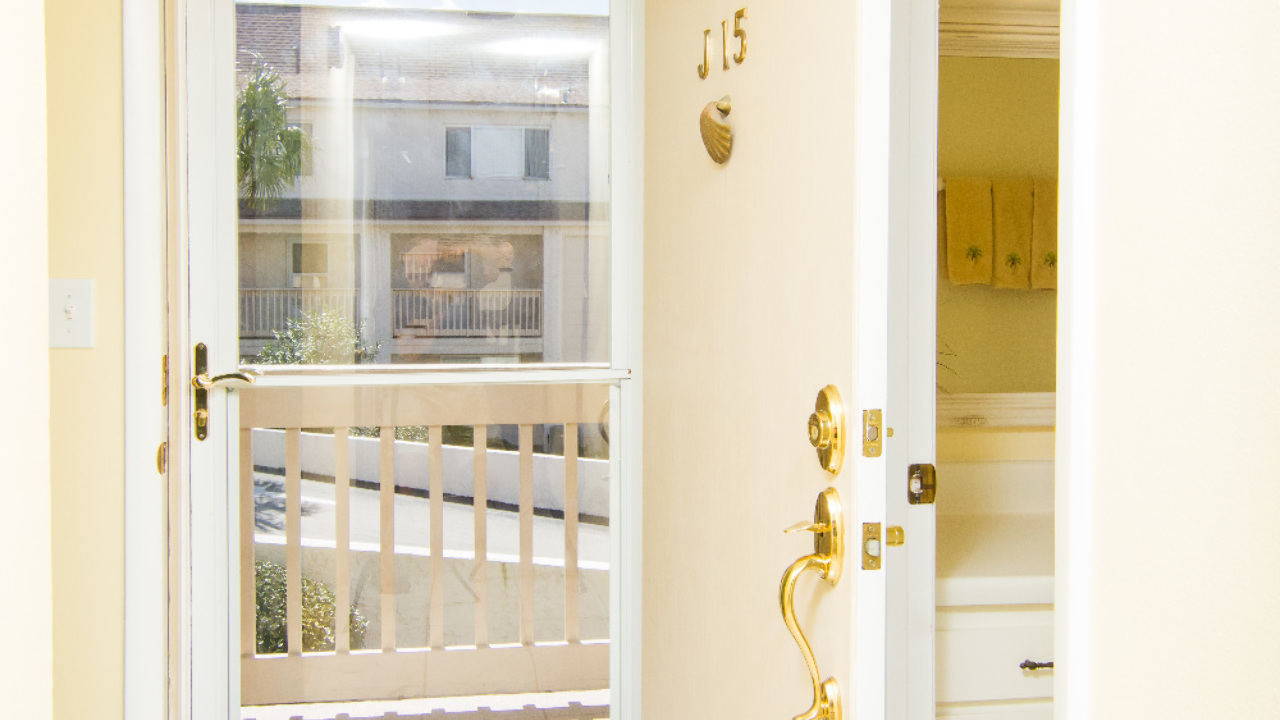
[966,245,984,264]
[1005,252,1023,270]
[1043,251,1057,270]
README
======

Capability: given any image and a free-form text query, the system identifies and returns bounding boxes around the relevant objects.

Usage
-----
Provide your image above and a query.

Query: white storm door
[640,0,930,719]
[175,1,634,719]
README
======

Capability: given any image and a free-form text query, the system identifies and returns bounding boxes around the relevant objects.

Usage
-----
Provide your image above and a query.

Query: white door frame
[885,1,939,719]
[122,0,645,717]
[123,0,170,717]
[1055,0,1097,716]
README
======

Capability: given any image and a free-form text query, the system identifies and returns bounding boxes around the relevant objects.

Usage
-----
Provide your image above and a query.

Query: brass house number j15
[698,8,747,78]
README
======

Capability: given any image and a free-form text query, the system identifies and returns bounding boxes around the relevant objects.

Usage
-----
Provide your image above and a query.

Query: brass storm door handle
[780,487,845,720]
[191,342,258,441]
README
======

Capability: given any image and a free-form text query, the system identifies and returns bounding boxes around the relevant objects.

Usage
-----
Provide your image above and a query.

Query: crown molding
[940,4,1059,59]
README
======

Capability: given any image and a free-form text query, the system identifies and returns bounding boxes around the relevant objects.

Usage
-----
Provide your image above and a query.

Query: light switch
[49,279,94,348]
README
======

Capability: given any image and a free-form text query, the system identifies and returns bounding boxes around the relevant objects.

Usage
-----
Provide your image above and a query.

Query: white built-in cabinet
[935,393,1055,719]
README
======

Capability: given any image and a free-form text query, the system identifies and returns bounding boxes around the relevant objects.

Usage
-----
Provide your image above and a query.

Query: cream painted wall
[938,57,1058,393]
[45,0,126,718]
[1059,0,1280,716]
[0,2,53,716]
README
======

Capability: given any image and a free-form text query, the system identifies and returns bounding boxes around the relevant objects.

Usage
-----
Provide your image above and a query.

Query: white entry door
[641,2,936,720]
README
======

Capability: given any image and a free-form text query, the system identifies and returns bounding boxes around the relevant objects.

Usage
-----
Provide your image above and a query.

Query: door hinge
[156,441,168,474]
[908,463,937,504]
[161,354,169,407]
[861,409,883,457]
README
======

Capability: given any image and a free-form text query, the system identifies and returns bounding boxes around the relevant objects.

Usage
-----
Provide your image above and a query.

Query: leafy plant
[237,58,313,212]
[966,245,984,263]
[1043,251,1057,269]
[254,559,368,654]
[1005,252,1022,269]
[256,307,381,364]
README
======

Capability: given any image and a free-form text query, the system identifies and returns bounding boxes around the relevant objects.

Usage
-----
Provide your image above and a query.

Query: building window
[446,125,550,180]
[524,128,550,179]
[290,240,329,288]
[445,127,471,178]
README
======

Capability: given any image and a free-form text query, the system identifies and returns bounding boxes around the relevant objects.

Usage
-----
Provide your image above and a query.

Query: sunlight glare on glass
[338,18,460,40]
[484,36,600,57]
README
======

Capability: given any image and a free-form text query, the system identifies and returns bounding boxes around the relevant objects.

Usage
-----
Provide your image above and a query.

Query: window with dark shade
[445,127,471,178]
[524,128,550,179]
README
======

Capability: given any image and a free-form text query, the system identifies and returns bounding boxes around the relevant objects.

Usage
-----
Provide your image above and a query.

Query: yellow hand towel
[945,178,993,285]
[1031,178,1058,290]
[992,179,1034,290]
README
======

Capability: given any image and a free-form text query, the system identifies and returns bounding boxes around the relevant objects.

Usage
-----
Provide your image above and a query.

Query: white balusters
[519,424,535,645]
[472,425,489,648]
[285,428,303,656]
[334,427,351,655]
[428,425,445,650]
[379,428,396,651]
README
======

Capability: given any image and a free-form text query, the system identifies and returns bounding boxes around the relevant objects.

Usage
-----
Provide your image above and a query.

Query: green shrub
[256,307,382,365]
[255,559,368,653]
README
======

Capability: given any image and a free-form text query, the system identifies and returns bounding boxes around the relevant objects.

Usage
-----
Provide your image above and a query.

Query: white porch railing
[238,383,610,706]
[393,289,542,338]
[240,288,359,338]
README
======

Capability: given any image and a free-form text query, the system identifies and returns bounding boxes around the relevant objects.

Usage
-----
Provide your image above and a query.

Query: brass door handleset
[191,342,258,441]
[780,487,845,720]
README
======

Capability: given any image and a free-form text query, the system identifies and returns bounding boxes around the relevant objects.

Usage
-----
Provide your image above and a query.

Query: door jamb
[1055,0,1097,715]
[123,0,169,717]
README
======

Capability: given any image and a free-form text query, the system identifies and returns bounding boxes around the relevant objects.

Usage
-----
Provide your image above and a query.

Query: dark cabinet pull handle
[1020,660,1054,671]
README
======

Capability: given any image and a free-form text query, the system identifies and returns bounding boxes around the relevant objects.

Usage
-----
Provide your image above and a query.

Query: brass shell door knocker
[700,96,733,164]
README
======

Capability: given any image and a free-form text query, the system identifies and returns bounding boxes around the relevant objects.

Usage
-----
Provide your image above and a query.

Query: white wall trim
[123,0,169,718]
[1056,0,1098,715]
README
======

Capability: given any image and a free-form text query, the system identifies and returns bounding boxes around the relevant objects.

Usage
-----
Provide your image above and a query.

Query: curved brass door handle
[780,488,844,720]
[190,370,257,390]
[191,342,259,441]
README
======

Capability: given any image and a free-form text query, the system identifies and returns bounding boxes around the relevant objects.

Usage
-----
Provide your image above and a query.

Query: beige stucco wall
[1059,1,1280,716]
[45,0,126,717]
[938,57,1058,393]
[1,2,53,716]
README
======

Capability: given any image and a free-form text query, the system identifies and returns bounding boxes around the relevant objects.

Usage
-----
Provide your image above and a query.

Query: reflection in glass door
[234,1,612,367]
[183,2,621,718]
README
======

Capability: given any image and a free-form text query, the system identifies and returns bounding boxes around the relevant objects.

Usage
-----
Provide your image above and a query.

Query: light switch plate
[49,278,94,348]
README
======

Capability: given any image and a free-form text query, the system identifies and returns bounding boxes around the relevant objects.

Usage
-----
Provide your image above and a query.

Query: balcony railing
[394,289,542,338]
[238,383,610,706]
[240,288,359,339]
[239,289,543,340]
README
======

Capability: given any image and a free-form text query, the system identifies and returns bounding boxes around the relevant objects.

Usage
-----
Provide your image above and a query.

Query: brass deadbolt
[808,385,846,475]
[886,525,905,547]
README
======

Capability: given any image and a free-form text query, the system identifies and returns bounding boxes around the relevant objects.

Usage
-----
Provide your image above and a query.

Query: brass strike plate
[862,523,882,570]
[908,463,937,504]
[808,385,846,474]
[862,409,883,458]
